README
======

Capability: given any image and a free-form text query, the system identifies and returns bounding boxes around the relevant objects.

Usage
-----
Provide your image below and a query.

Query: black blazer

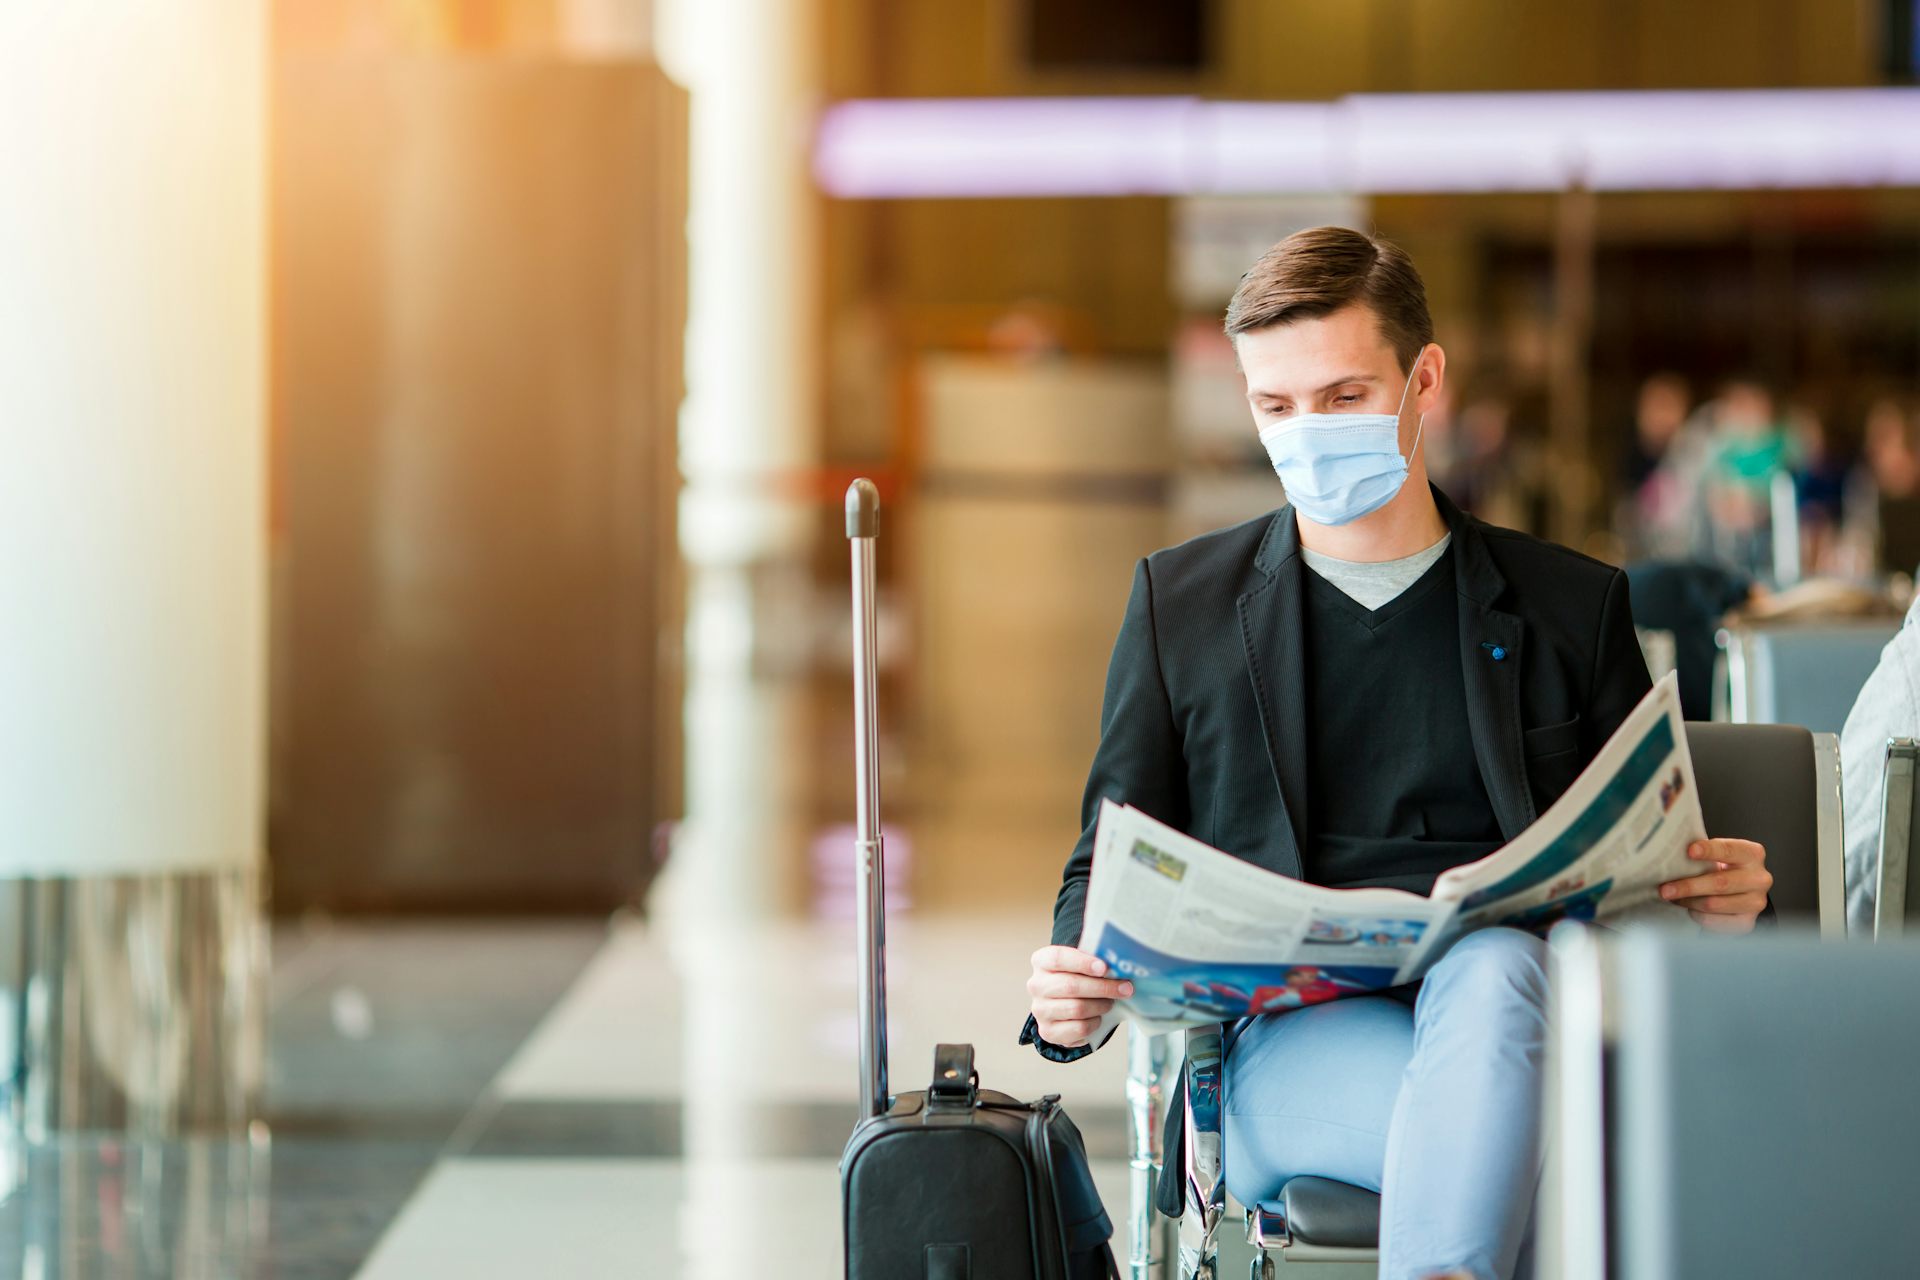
[1050,484,1652,950]
[1025,486,1659,1215]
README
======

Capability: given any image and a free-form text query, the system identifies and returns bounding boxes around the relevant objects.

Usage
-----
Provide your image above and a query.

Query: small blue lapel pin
[1480,641,1508,662]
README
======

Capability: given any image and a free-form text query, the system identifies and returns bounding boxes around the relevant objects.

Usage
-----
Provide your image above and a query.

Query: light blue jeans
[1222,927,1548,1280]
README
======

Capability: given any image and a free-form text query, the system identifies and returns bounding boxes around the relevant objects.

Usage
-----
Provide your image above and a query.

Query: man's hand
[1028,945,1133,1048]
[1659,838,1771,934]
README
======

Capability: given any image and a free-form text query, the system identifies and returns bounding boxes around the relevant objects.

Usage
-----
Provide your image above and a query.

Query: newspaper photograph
[1078,671,1704,1034]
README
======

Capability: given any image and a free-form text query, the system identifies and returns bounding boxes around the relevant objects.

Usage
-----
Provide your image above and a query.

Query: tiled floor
[1,920,607,1280]
[1,915,1369,1278]
[410,911,1139,1278]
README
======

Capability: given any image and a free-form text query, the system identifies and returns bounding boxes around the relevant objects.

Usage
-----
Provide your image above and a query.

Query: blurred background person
[1617,372,1698,559]
[1862,395,1920,580]
[1695,377,1796,577]
[1788,401,1860,577]
[1624,560,1760,720]
[1440,384,1550,533]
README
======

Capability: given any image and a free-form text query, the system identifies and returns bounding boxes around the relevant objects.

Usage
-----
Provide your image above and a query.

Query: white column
[653,1,820,1270]
[0,6,267,1136]
[0,8,266,881]
[654,0,819,925]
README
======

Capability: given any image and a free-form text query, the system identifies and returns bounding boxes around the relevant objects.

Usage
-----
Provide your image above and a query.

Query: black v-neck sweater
[1302,553,1505,894]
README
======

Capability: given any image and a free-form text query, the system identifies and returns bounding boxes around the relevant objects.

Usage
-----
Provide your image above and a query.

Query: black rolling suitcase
[839,480,1120,1280]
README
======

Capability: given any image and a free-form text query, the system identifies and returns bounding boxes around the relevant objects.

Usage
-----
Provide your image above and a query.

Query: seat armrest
[1813,732,1845,938]
[1877,738,1919,939]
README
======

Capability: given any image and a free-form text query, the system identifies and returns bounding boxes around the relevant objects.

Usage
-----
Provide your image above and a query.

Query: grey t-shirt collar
[1300,532,1453,611]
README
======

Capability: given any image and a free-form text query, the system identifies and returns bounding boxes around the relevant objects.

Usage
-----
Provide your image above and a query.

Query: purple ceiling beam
[813,89,1920,198]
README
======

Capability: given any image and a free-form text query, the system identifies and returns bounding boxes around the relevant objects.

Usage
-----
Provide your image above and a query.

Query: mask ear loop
[1396,347,1428,468]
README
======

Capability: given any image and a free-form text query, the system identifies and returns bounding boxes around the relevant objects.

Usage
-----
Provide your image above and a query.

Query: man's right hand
[1027,945,1134,1048]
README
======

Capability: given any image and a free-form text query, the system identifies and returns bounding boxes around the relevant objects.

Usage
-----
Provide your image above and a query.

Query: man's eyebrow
[1246,374,1380,402]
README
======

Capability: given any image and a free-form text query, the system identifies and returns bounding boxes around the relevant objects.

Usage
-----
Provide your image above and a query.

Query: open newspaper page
[1069,672,1706,1041]
[1427,669,1705,939]
[1076,801,1455,1036]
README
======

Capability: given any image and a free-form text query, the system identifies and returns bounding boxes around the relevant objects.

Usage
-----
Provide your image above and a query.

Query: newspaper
[1078,671,1705,1036]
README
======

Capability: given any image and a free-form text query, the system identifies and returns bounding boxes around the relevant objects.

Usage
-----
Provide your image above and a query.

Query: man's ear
[1418,344,1448,413]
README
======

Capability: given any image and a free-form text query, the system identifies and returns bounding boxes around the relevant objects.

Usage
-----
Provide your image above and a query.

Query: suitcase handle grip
[846,477,880,539]
[929,1043,978,1109]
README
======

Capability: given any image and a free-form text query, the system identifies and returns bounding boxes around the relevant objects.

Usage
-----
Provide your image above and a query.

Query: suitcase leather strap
[927,1043,978,1110]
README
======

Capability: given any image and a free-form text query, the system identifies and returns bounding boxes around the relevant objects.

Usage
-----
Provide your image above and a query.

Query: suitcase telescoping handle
[846,479,890,1119]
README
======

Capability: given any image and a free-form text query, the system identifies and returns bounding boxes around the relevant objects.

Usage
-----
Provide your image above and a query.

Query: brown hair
[1224,226,1433,371]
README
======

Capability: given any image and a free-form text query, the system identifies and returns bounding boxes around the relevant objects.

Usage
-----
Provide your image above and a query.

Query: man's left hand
[1659,838,1771,934]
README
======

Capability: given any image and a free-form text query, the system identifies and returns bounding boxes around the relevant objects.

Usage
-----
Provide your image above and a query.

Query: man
[1019,227,1772,1280]
[1839,590,1920,935]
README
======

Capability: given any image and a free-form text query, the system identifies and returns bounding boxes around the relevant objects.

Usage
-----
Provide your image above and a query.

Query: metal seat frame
[1875,737,1919,938]
[1124,1022,1379,1280]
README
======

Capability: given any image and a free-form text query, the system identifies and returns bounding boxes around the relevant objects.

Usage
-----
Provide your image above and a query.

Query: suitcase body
[839,481,1116,1280]
[841,1045,1109,1280]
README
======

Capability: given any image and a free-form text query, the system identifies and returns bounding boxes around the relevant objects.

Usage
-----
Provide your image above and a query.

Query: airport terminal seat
[1546,923,1920,1278]
[1127,721,1844,1280]
[1717,619,1900,735]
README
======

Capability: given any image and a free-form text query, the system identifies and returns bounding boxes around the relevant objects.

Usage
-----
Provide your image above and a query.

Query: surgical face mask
[1257,355,1426,527]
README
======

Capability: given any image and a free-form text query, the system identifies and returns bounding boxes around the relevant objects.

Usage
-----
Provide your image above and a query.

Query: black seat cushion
[1269,1176,1380,1249]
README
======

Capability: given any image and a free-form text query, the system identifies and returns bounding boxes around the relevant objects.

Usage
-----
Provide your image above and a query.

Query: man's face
[1236,303,1441,459]
[1638,377,1688,439]
[1718,382,1773,434]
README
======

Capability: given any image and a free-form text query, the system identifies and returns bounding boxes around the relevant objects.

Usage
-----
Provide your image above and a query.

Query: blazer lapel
[1441,490,1537,839]
[1237,511,1309,877]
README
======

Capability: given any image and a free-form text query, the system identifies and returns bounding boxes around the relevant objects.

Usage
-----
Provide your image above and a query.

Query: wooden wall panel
[885,198,1173,355]
[1407,2,1608,92]
[272,59,686,913]
[1213,0,1378,101]
[1788,0,1876,87]
[889,1,997,96]
[829,0,1882,101]
[1631,0,1793,89]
